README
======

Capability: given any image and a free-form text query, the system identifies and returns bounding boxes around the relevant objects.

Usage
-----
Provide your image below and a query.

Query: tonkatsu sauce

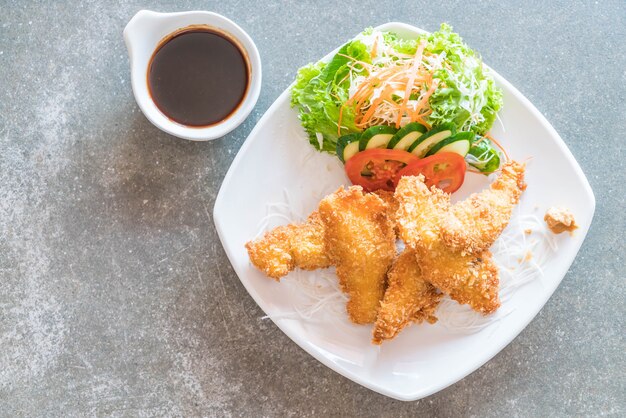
[148,26,250,127]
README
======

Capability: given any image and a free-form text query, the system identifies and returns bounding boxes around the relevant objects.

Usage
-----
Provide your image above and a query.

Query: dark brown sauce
[148,26,250,127]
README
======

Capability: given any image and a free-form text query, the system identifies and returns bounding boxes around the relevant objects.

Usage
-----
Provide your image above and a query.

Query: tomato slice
[344,149,420,192]
[393,152,466,193]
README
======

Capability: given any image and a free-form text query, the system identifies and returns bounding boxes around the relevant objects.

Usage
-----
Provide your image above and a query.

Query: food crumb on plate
[544,207,578,235]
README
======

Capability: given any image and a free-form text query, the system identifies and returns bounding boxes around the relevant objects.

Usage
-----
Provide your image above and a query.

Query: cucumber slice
[336,133,361,163]
[358,126,398,151]
[426,131,474,157]
[408,124,456,157]
[437,140,471,156]
[387,122,427,150]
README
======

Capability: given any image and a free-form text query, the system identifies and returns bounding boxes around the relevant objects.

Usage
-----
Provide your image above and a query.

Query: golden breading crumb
[544,207,578,234]
[372,189,399,237]
[318,186,396,324]
[245,225,295,280]
[245,211,330,280]
[395,175,503,314]
[372,249,442,344]
[440,161,526,254]
[246,160,527,340]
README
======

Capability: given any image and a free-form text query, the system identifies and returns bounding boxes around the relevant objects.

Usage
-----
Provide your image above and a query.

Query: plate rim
[213,22,596,401]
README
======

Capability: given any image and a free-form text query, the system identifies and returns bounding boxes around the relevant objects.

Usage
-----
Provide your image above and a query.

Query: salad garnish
[291,23,508,192]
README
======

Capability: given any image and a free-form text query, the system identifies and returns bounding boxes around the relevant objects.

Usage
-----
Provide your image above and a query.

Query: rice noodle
[436,209,557,333]
[255,151,555,334]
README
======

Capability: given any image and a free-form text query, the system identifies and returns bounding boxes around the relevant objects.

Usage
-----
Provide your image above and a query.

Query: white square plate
[213,23,595,401]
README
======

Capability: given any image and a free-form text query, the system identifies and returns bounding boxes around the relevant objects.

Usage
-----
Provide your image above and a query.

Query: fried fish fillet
[440,162,526,254]
[318,186,396,324]
[373,189,400,236]
[245,211,330,280]
[372,249,442,344]
[395,175,502,314]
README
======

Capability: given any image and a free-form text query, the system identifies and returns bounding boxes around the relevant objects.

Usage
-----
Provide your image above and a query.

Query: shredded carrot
[404,79,437,126]
[336,53,373,69]
[341,38,442,131]
[473,135,486,146]
[371,36,379,58]
[413,117,431,129]
[465,133,510,174]
[485,133,510,162]
[418,108,433,118]
[418,80,438,106]
[396,41,427,127]
[337,103,345,136]
[357,96,384,127]
[333,36,471,137]
[336,73,350,87]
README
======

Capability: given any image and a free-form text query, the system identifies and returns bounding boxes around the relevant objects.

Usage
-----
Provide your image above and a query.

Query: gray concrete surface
[1,1,624,416]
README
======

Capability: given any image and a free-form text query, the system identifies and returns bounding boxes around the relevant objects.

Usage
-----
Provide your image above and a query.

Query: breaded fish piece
[289,212,330,270]
[245,211,330,280]
[416,246,500,314]
[441,161,526,254]
[372,249,442,344]
[395,175,501,314]
[319,186,396,324]
[373,189,399,236]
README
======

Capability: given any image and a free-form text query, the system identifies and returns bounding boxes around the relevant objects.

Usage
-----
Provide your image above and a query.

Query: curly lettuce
[290,41,370,152]
[383,24,503,135]
[424,24,503,135]
[291,24,503,160]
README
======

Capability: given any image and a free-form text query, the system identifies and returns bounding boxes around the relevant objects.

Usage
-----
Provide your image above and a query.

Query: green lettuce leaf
[290,24,503,155]
[383,31,420,55]
[365,24,502,135]
[424,24,503,134]
[290,41,370,153]
[466,137,501,173]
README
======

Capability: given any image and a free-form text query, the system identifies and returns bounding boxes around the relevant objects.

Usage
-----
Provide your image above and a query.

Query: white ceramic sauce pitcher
[124,10,262,141]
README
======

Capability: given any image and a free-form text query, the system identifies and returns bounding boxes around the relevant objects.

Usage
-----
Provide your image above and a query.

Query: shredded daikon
[255,154,555,335]
[437,210,557,333]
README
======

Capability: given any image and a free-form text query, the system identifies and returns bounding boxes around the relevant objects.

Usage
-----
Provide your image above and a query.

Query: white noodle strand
[253,151,555,335]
